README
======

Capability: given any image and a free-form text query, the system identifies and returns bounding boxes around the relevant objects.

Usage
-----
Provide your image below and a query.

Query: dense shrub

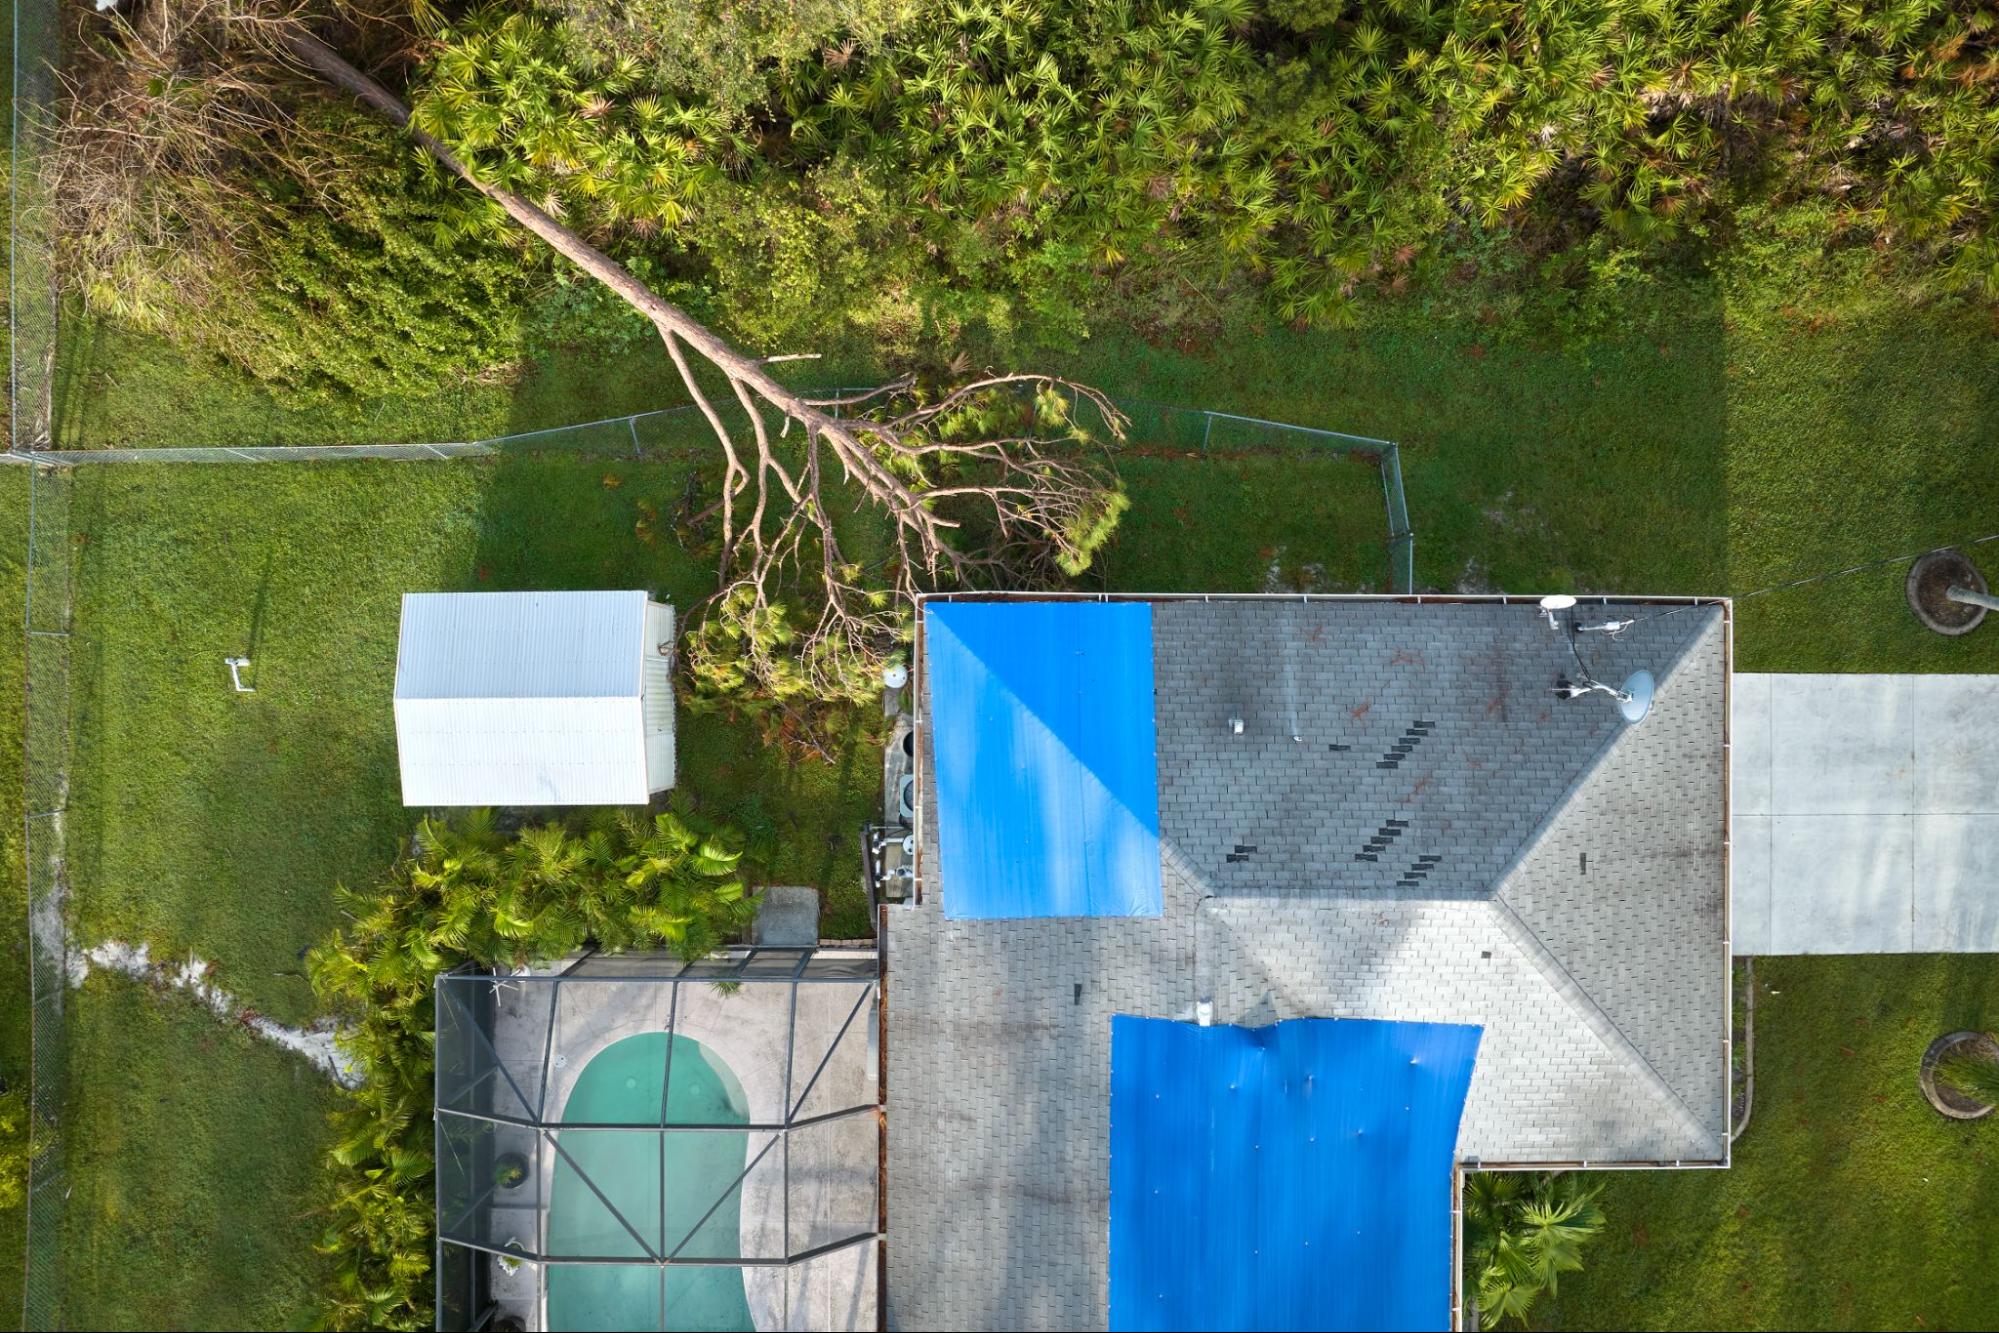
[414,0,1999,337]
[557,0,917,116]
[48,1,1999,400]
[48,0,546,403]
[198,118,544,401]
[0,1085,26,1213]
[309,808,756,1331]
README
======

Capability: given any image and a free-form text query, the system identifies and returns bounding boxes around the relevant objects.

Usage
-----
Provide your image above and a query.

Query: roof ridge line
[1495,615,1727,1127]
[1482,613,1728,1158]
[1484,894,1724,1160]
[1487,606,1720,904]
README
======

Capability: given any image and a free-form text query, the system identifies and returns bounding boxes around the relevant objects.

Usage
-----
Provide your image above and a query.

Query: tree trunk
[279,30,934,531]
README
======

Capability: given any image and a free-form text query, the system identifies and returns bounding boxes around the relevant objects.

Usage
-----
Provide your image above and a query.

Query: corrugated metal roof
[395,591,645,700]
[396,696,649,806]
[394,591,656,806]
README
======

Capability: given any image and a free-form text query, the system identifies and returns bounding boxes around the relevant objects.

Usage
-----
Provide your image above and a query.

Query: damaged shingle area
[889,596,1730,1332]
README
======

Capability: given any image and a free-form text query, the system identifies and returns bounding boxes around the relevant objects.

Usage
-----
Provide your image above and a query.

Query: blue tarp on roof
[1109,1016,1483,1333]
[923,601,1162,919]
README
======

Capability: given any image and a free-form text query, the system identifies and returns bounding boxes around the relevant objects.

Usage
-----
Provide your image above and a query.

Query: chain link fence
[1110,398,1414,593]
[12,0,67,1322]
[4,394,1416,583]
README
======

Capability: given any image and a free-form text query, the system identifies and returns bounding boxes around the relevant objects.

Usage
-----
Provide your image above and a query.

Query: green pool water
[545,1032,754,1332]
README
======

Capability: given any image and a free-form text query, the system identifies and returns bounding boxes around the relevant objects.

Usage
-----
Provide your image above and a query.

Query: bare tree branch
[279,26,1129,707]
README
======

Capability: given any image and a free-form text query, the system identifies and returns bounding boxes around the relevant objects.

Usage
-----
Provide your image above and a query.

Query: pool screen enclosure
[433,948,881,1332]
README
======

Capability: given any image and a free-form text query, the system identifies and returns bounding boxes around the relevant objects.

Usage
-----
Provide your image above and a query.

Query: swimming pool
[545,1032,755,1332]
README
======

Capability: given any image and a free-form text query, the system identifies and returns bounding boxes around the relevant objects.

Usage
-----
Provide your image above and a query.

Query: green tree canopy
[411,0,1999,329]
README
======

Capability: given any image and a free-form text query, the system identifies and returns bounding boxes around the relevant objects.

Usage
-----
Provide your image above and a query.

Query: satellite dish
[1617,670,1655,723]
[1539,594,1578,612]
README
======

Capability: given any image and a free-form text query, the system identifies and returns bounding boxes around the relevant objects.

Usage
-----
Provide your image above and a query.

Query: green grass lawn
[1061,293,1999,674]
[47,320,878,452]
[63,273,1999,674]
[1544,957,1999,1331]
[49,423,1402,1325]
[54,449,895,1325]
[63,452,886,1024]
[58,974,338,1331]
[0,466,28,1332]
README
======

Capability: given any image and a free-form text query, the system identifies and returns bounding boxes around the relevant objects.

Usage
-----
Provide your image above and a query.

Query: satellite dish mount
[1540,595,1653,723]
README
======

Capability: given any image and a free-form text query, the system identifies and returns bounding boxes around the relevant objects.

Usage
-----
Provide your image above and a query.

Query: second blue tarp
[1109,1016,1482,1332]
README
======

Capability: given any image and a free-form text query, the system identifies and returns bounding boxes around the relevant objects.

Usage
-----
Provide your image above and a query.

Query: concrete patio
[1732,673,1999,954]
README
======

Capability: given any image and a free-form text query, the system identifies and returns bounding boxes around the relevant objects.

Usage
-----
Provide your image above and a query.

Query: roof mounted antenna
[1552,669,1655,723]
[1542,594,1653,721]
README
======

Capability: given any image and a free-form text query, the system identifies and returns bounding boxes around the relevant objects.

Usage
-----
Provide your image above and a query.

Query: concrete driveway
[1732,674,1999,954]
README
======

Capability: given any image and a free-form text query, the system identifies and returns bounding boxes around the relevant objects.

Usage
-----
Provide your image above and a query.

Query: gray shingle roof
[887,596,1730,1332]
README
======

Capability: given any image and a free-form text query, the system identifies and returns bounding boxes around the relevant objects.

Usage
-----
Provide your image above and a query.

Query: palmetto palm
[311,807,761,1329]
[1463,1171,1607,1329]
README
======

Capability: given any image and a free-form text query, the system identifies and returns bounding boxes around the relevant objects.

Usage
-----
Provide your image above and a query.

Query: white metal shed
[394,590,676,807]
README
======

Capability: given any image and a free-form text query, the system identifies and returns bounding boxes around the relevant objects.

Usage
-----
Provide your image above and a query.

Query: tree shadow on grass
[1726,304,1999,673]
[466,449,885,938]
[1063,283,1732,600]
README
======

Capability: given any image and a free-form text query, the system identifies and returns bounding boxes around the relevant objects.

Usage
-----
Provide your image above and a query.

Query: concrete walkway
[1733,674,1999,954]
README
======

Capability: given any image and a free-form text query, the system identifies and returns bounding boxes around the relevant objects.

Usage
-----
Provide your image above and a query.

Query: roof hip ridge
[1486,604,1720,902]
[1483,892,1725,1161]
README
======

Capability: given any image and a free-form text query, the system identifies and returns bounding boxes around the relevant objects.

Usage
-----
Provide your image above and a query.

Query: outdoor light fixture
[224,656,254,694]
